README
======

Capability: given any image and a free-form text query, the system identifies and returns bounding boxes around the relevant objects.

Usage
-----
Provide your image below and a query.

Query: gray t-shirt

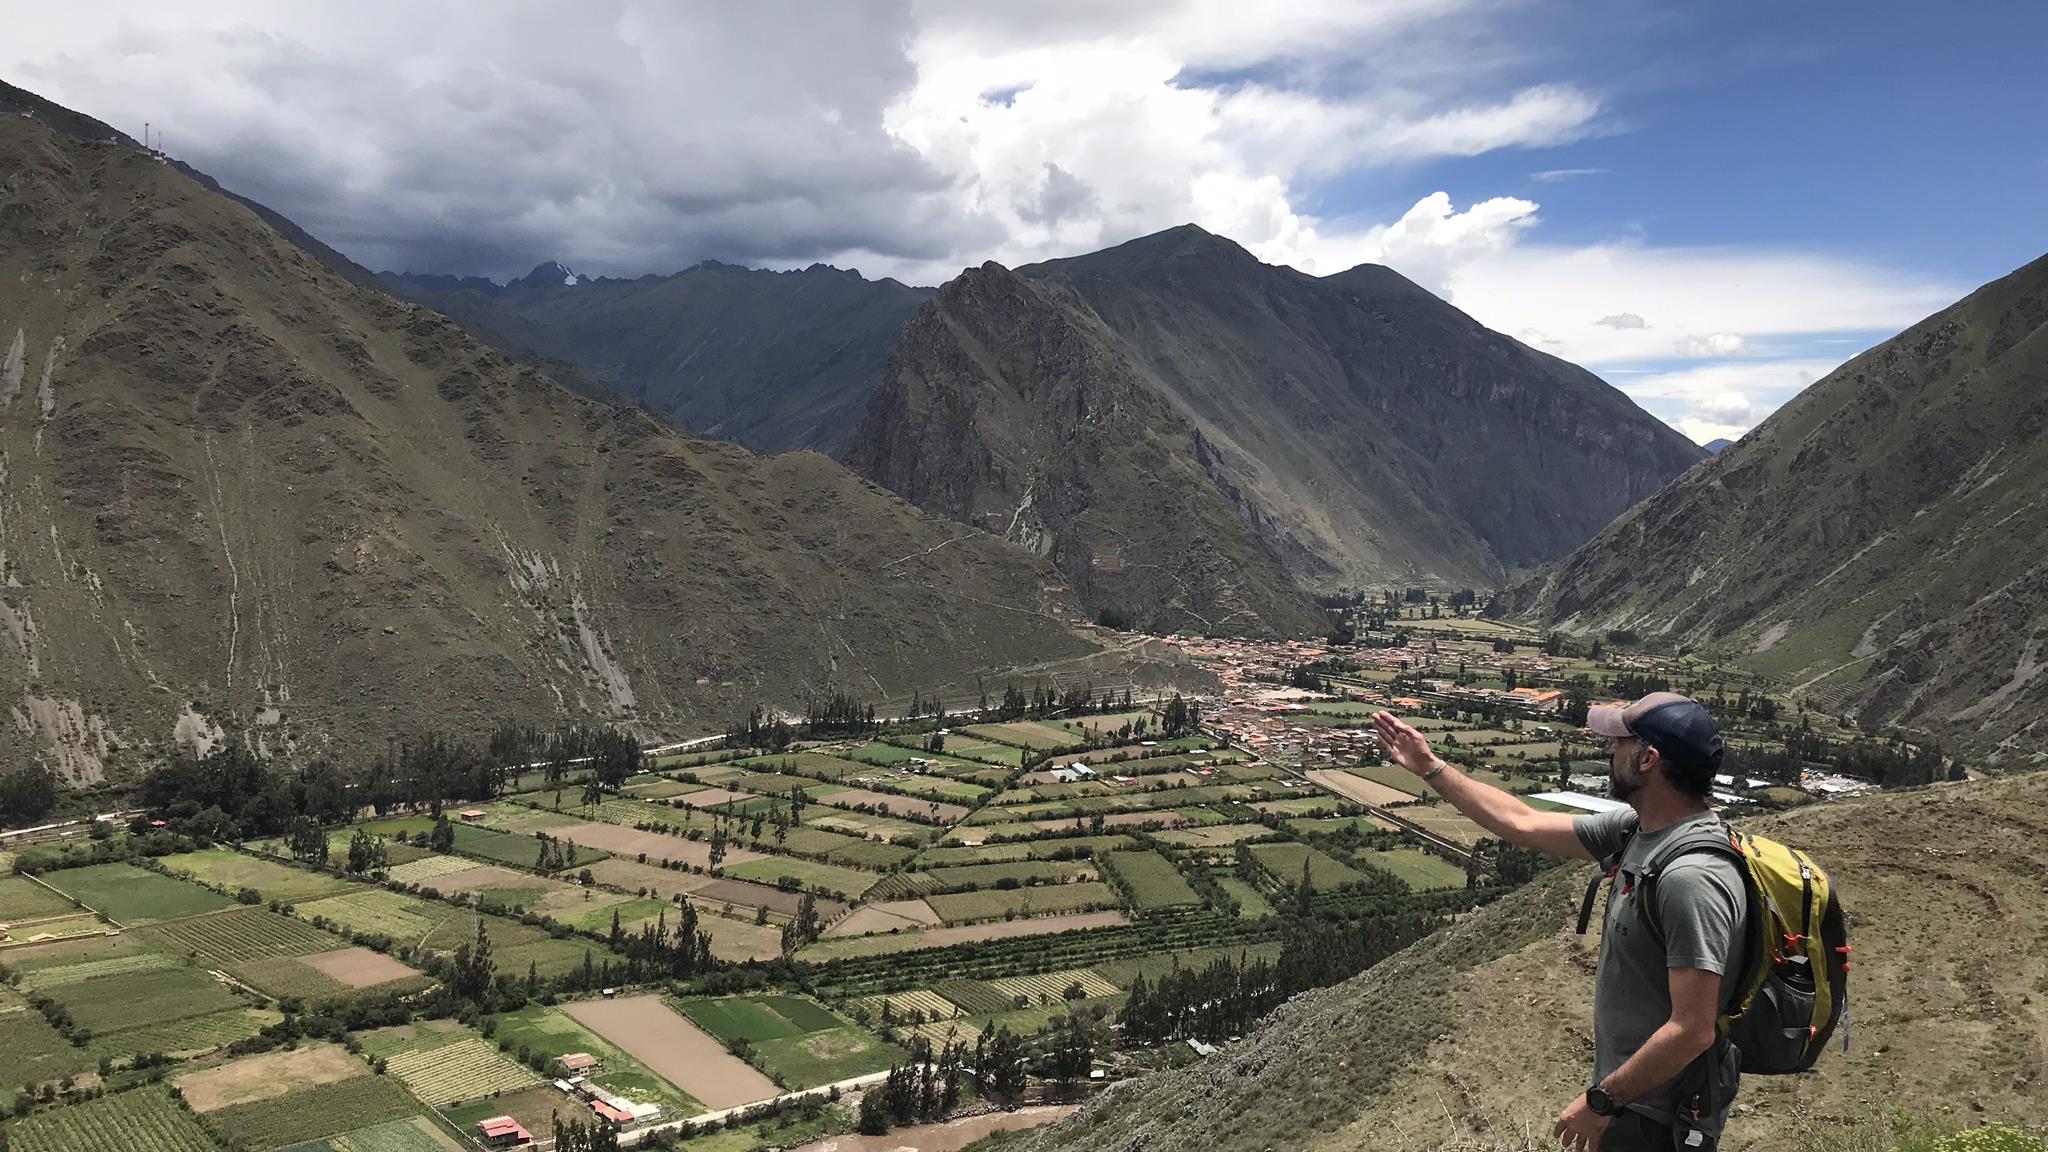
[1575,808,1747,1120]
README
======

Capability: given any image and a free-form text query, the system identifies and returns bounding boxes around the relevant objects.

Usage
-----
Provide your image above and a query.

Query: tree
[288,815,329,864]
[428,814,455,853]
[451,919,495,1002]
[346,828,388,875]
[858,1086,891,1135]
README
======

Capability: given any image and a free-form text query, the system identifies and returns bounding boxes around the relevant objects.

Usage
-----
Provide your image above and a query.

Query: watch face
[1586,1087,1615,1115]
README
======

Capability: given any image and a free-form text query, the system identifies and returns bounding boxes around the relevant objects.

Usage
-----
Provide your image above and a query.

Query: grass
[41,864,232,924]
[0,1011,98,1098]
[1103,850,1202,911]
[6,1087,219,1152]
[1214,877,1274,918]
[89,1008,274,1060]
[1247,842,1369,891]
[156,850,359,904]
[920,859,1097,890]
[450,823,609,871]
[933,739,1025,767]
[678,994,846,1043]
[925,881,1120,924]
[753,1026,903,1089]
[203,1074,421,1149]
[47,964,243,1036]
[0,875,78,920]
[1359,848,1469,891]
[957,721,1085,751]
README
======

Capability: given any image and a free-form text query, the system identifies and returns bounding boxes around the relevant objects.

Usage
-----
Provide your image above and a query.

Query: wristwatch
[1421,759,1448,783]
[1585,1085,1619,1117]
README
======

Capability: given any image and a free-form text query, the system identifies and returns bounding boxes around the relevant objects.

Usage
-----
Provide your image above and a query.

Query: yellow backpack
[1577,821,1851,1074]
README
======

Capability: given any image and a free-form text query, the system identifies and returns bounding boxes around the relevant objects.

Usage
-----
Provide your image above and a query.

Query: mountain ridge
[1497,252,2048,760]
[0,104,1105,782]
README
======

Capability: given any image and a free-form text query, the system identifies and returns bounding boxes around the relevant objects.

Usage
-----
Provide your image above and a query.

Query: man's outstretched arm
[1371,711,1591,860]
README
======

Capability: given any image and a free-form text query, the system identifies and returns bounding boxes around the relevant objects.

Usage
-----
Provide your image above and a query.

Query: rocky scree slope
[381,260,932,455]
[847,263,1329,638]
[1013,226,1705,588]
[1499,254,2048,762]
[1011,772,2048,1152]
[0,107,1095,783]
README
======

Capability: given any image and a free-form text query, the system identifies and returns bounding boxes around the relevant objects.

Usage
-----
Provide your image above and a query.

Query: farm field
[562,994,779,1110]
[174,1043,364,1112]
[680,994,904,1089]
[726,856,878,900]
[1153,823,1272,848]
[1247,842,1369,890]
[157,850,359,904]
[1306,768,1416,807]
[383,1033,539,1105]
[1360,847,1469,891]
[957,720,1084,751]
[279,1116,463,1152]
[6,1087,219,1152]
[1214,876,1275,918]
[925,881,1121,925]
[806,786,970,825]
[795,909,1130,962]
[1386,804,1488,846]
[1103,850,1202,910]
[202,1072,423,1149]
[40,863,233,924]
[483,1005,697,1114]
[0,874,80,919]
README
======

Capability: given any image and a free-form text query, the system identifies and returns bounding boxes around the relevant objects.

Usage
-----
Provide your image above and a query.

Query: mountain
[1499,255,2048,760]
[1703,437,1735,453]
[381,260,932,454]
[847,264,1330,637]
[0,96,1103,784]
[1011,772,2048,1152]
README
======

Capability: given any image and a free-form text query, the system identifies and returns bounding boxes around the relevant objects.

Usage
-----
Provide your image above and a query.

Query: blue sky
[6,1,2041,443]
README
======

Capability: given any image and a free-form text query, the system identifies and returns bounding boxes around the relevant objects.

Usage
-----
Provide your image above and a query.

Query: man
[1372,692,1744,1151]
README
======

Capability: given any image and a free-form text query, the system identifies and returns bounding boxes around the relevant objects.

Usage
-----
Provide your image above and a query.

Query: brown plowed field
[693,878,845,918]
[174,1042,363,1111]
[666,787,753,809]
[823,899,943,938]
[812,788,969,825]
[562,994,779,1110]
[554,821,765,869]
[300,946,420,988]
[1307,769,1416,808]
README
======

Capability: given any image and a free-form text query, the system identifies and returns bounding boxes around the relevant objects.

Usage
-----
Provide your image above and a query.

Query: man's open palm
[1372,711,1435,776]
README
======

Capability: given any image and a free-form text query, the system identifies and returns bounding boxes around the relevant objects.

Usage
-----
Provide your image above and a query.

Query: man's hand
[1371,711,1436,777]
[1551,1095,1610,1152]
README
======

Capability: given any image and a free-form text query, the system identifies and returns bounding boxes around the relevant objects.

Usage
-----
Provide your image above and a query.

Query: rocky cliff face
[0,105,1095,783]
[382,260,932,455]
[1500,252,2048,760]
[1018,226,1706,587]
[848,265,1329,637]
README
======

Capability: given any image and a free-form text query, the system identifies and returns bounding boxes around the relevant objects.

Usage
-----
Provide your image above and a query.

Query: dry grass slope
[1013,772,2048,1152]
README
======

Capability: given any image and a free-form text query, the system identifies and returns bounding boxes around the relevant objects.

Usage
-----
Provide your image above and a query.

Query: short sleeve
[1653,856,1746,974]
[1573,807,1638,861]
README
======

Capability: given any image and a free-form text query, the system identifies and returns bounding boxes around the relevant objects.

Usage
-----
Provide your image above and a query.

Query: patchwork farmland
[0,668,1594,1152]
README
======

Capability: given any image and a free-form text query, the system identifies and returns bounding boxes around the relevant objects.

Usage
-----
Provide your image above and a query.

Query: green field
[1103,850,1202,911]
[7,1087,219,1152]
[379,1030,539,1105]
[47,963,243,1036]
[157,850,360,904]
[678,995,902,1089]
[299,890,436,942]
[0,874,79,920]
[1248,842,1369,891]
[41,864,233,924]
[0,1010,98,1098]
[919,858,1096,891]
[1360,848,1469,891]
[726,856,878,900]
[89,1008,275,1061]
[142,907,345,967]
[957,720,1084,751]
[203,1074,422,1149]
[298,890,608,978]
[924,881,1120,925]
[932,739,1025,767]
[1214,876,1275,918]
[912,835,1133,867]
[450,823,609,871]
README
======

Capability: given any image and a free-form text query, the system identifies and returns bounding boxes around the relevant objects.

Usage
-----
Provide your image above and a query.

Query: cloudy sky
[8,2,2045,443]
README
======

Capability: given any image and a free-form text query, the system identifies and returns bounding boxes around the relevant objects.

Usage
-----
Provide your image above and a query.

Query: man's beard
[1610,746,1651,802]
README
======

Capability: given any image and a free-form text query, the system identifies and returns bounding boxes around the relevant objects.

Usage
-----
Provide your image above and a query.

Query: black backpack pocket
[1729,967,1817,1073]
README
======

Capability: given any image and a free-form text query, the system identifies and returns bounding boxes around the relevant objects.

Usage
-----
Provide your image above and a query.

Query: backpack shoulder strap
[1634,822,1744,943]
[1574,829,1636,936]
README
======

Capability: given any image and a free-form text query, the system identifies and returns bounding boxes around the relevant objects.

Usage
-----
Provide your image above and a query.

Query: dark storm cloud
[8,1,994,279]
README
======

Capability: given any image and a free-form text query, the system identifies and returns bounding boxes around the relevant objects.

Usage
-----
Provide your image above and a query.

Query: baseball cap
[1586,691,1724,769]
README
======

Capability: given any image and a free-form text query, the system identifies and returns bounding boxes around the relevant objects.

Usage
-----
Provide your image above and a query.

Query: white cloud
[1606,359,1839,445]
[1596,312,1648,329]
[1531,166,1607,182]
[1673,332,1747,357]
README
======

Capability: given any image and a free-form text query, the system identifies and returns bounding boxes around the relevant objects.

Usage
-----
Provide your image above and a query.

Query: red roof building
[475,1116,532,1149]
[591,1100,634,1127]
